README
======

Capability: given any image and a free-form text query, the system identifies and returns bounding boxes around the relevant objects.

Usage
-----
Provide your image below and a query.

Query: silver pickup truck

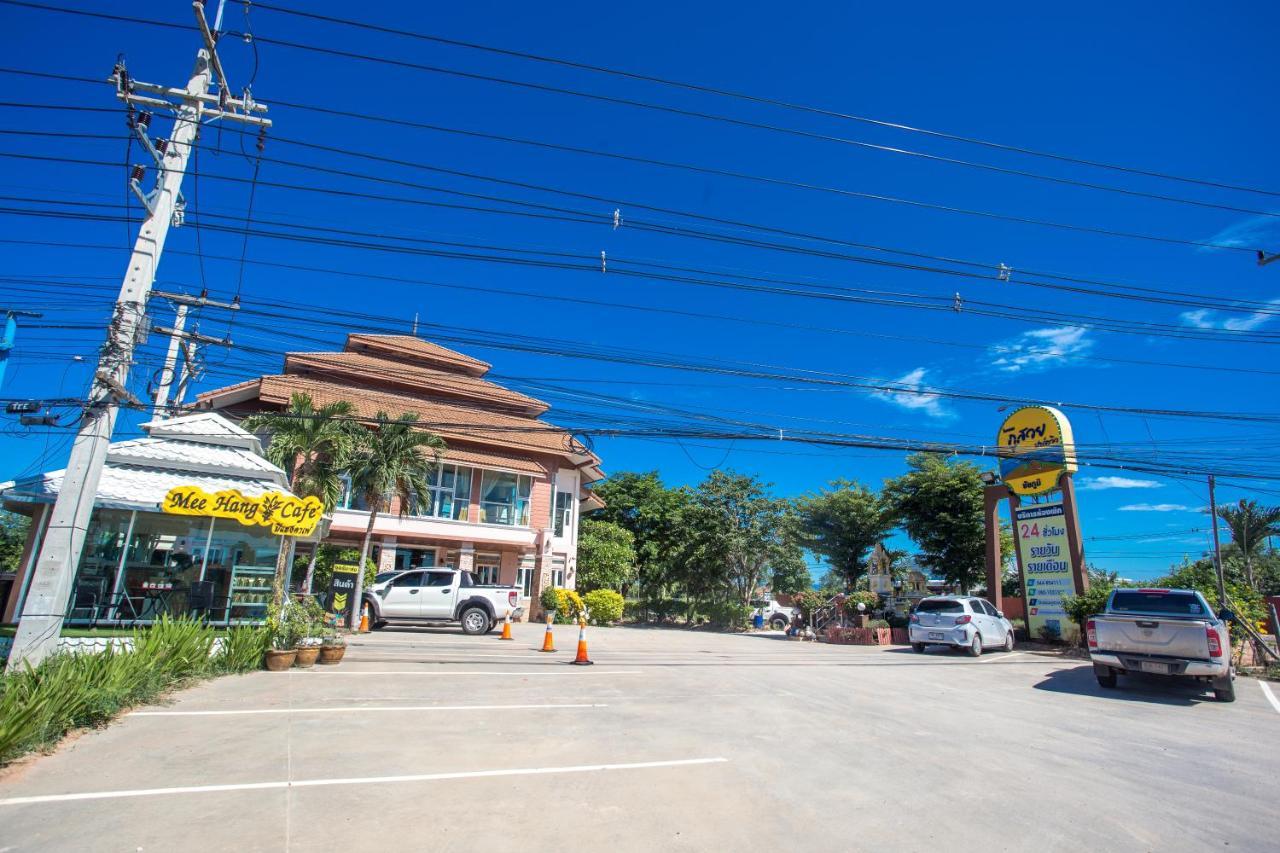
[1087,587,1235,702]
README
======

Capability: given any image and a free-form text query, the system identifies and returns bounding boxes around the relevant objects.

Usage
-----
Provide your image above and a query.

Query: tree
[793,479,895,590]
[882,453,986,593]
[575,519,636,592]
[1215,499,1280,591]
[346,412,446,629]
[768,539,813,595]
[243,393,362,602]
[591,471,692,602]
[0,510,30,575]
[687,470,796,607]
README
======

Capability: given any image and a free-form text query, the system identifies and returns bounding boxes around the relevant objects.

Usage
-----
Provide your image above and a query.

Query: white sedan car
[909,596,1015,656]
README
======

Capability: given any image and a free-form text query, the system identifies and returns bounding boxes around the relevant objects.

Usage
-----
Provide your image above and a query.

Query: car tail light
[1086,619,1097,648]
[508,590,518,607]
[909,614,919,624]
[1206,626,1222,658]
[955,614,972,625]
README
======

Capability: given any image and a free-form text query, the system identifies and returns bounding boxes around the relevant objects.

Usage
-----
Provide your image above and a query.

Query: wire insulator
[130,164,146,183]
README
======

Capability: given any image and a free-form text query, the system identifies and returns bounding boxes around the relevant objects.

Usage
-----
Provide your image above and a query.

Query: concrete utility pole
[1208,474,1227,609]
[150,291,237,418]
[9,1,269,667]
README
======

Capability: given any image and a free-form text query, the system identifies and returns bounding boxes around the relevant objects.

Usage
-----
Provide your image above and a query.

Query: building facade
[197,334,604,618]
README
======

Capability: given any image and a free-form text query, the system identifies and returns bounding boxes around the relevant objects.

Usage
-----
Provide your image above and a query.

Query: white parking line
[977,652,1029,663]
[0,757,730,806]
[292,670,643,677]
[131,703,608,717]
[1260,681,1280,714]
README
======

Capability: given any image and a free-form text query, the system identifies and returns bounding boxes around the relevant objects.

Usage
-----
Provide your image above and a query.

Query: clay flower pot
[293,646,320,668]
[318,645,346,665]
[264,649,297,671]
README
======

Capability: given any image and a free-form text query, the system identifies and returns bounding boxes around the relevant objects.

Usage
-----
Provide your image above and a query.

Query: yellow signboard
[997,406,1077,496]
[161,486,324,537]
[1013,500,1079,642]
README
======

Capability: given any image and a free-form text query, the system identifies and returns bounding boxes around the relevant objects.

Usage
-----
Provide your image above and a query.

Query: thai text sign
[327,563,359,624]
[998,405,1077,496]
[161,486,323,537]
[1014,501,1079,641]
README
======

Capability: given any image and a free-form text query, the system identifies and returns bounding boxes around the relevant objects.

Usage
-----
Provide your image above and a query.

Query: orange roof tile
[443,445,548,476]
[345,334,491,376]
[286,351,548,415]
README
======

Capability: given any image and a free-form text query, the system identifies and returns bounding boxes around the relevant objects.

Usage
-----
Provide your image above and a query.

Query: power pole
[150,290,237,418]
[1209,474,1227,609]
[8,1,269,667]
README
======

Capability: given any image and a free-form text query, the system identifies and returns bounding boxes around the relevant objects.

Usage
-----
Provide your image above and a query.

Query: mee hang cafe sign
[161,486,324,537]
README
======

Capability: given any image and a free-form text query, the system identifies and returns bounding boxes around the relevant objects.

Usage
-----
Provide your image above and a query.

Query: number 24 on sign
[1020,523,1064,538]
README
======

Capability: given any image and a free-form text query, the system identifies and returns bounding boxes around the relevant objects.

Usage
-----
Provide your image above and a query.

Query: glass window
[916,599,963,613]
[480,472,531,526]
[553,490,573,538]
[474,560,500,585]
[203,517,284,623]
[517,556,535,597]
[406,464,472,520]
[551,556,566,589]
[68,509,134,624]
[390,571,425,588]
[424,571,453,587]
[1110,590,1204,615]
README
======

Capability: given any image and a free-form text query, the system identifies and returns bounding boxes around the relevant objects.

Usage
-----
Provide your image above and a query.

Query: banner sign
[161,486,324,537]
[997,405,1077,496]
[327,563,359,624]
[1013,501,1078,641]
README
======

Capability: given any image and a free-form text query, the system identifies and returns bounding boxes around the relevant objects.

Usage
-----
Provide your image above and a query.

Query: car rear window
[916,599,963,613]
[1110,590,1205,615]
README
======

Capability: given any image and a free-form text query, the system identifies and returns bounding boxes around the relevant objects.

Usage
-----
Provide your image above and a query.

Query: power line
[247,1,1280,200]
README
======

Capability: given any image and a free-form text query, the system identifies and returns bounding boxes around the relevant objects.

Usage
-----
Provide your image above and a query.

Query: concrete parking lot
[1,624,1277,852]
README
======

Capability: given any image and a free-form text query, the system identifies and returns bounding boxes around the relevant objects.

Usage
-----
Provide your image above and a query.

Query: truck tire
[769,615,789,631]
[460,606,491,636]
[1094,663,1117,688]
[1212,672,1236,703]
[967,633,983,657]
[911,643,925,653]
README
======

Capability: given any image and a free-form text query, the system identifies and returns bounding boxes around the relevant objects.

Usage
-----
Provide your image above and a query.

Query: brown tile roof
[443,446,547,476]
[202,374,585,460]
[345,334,491,376]
[285,351,548,415]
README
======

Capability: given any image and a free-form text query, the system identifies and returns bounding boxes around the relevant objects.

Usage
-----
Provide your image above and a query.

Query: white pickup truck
[364,568,523,635]
[1087,587,1235,702]
[751,598,798,630]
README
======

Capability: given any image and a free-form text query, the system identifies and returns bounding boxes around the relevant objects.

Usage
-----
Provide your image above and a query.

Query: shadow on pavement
[1031,663,1217,706]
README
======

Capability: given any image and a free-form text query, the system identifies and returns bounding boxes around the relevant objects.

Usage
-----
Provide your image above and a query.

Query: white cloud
[1179,297,1280,333]
[989,326,1093,373]
[1199,213,1280,252]
[1118,503,1191,512]
[872,367,949,419]
[1078,476,1162,491]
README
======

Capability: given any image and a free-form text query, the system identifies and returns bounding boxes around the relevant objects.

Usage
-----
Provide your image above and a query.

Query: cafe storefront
[0,413,321,627]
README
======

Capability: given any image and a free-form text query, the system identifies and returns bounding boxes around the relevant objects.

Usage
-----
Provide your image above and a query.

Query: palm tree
[347,412,447,629]
[242,393,361,602]
[1216,499,1280,590]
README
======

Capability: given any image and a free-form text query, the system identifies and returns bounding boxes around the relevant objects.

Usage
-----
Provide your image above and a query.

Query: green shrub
[885,612,909,629]
[1063,584,1116,636]
[842,591,880,616]
[214,625,270,673]
[0,616,228,766]
[704,601,753,628]
[583,589,624,625]
[866,619,891,630]
[790,590,827,621]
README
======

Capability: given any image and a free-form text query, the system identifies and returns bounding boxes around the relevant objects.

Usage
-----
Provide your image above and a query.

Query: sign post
[327,563,360,628]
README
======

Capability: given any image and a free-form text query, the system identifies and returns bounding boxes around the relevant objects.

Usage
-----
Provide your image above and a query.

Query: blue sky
[1,0,1277,579]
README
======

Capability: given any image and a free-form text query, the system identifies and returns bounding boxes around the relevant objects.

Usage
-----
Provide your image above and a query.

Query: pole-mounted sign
[997,405,1077,496]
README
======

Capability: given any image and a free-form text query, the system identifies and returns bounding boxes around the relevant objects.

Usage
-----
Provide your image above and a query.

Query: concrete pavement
[1,623,1276,851]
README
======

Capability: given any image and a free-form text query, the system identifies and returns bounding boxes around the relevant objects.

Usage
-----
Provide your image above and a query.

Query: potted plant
[293,598,327,668]
[319,632,346,665]
[264,610,298,671]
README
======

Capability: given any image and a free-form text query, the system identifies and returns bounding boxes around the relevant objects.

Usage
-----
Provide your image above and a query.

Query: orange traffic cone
[570,618,594,666]
[539,614,557,652]
[358,603,370,633]
[499,609,514,641]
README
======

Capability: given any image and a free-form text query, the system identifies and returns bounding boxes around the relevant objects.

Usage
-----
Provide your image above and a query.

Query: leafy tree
[575,519,636,592]
[767,539,813,595]
[591,471,692,602]
[686,470,796,607]
[1215,499,1280,591]
[346,412,446,627]
[243,393,362,596]
[0,510,30,575]
[882,453,986,593]
[1158,558,1266,633]
[793,479,895,590]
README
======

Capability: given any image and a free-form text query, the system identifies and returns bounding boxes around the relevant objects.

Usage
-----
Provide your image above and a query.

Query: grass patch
[1,625,236,638]
[0,616,268,766]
